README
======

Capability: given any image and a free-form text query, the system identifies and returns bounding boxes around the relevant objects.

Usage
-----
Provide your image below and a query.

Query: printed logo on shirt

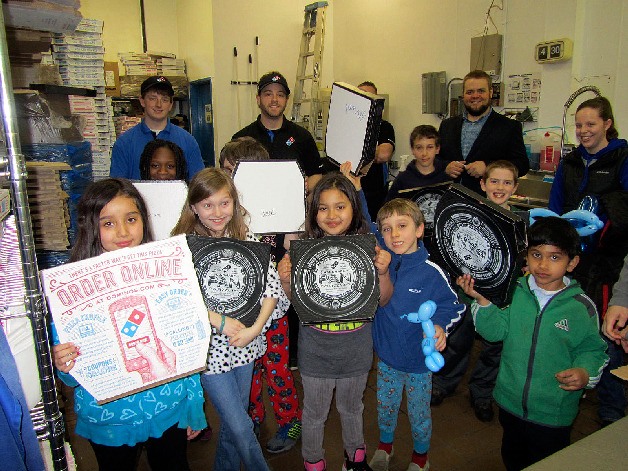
[408,288,422,293]
[312,321,365,332]
[554,319,569,332]
[286,136,295,146]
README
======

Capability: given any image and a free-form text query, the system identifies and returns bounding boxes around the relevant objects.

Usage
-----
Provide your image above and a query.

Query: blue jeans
[200,363,270,471]
[597,338,627,422]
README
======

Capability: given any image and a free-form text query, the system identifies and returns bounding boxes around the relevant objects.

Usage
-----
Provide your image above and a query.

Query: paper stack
[119,52,159,76]
[25,161,71,251]
[53,18,116,180]
[114,116,142,137]
[154,55,187,77]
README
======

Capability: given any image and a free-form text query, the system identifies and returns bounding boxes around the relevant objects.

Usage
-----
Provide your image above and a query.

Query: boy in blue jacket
[370,198,465,471]
[457,216,608,471]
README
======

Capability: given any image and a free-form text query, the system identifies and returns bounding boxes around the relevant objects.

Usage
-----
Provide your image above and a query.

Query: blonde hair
[171,167,249,240]
[377,198,425,230]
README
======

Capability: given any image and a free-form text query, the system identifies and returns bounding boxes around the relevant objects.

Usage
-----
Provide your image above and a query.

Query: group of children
[51,120,609,471]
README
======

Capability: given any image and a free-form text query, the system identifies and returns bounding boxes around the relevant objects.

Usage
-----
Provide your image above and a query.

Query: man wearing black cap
[233,71,322,190]
[110,76,204,180]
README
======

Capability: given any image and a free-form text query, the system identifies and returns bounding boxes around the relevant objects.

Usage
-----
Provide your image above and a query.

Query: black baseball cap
[257,71,290,95]
[141,76,174,96]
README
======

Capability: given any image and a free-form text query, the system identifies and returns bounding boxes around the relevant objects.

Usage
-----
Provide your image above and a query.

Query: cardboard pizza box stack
[25,161,71,251]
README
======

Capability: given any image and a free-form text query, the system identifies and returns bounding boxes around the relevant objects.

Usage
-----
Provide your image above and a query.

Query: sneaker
[369,447,394,471]
[191,426,212,442]
[342,446,373,471]
[430,388,446,406]
[304,458,326,471]
[266,420,301,453]
[472,398,494,422]
[407,461,430,471]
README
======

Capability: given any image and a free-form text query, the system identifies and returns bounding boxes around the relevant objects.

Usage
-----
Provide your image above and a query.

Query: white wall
[332,0,628,156]
[210,0,335,154]
[81,0,628,161]
[81,0,182,71]
[176,0,214,81]
[332,0,503,155]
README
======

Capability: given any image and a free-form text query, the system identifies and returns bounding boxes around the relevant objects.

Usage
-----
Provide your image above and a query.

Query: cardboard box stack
[52,19,116,180]
[24,161,71,251]
[118,51,189,98]
[6,27,63,89]
[150,51,186,76]
[114,116,142,137]
[118,52,158,76]
[2,0,82,34]
[23,141,92,269]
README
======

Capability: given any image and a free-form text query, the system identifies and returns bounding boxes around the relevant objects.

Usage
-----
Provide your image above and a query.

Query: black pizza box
[433,184,527,307]
[187,235,270,327]
[398,181,453,234]
[290,234,379,325]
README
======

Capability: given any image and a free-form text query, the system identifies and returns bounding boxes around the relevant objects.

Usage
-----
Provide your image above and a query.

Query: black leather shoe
[472,400,494,422]
[431,388,446,406]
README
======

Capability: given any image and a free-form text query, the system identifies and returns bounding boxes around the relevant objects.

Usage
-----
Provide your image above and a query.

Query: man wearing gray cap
[233,71,322,190]
[110,76,204,180]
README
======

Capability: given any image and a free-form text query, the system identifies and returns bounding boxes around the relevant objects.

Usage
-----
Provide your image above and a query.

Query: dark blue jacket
[549,138,628,213]
[373,241,465,373]
[386,159,451,202]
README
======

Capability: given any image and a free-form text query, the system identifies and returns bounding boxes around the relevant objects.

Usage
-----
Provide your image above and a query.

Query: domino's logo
[286,136,295,147]
[121,308,145,337]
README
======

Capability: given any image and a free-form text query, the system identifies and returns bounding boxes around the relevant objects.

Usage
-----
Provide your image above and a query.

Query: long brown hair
[71,178,153,262]
[303,172,370,239]
[171,167,249,240]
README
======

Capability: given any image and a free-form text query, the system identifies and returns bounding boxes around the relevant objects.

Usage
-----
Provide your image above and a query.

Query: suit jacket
[437,110,529,195]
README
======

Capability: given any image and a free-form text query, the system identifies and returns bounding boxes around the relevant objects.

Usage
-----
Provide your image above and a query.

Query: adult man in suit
[432,70,529,422]
[437,70,528,196]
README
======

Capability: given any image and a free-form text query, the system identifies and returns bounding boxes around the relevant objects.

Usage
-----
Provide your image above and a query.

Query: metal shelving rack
[0,11,68,471]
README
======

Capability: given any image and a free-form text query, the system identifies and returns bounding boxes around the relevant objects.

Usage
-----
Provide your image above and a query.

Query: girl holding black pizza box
[171,168,288,471]
[278,172,393,471]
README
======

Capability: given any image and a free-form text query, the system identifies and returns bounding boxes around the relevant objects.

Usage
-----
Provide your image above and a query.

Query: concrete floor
[61,339,610,471]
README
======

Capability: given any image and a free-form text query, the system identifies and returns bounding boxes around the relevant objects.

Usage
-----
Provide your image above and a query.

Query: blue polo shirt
[110,120,205,179]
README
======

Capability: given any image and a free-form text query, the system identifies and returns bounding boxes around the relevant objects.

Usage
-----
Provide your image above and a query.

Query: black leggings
[89,424,189,471]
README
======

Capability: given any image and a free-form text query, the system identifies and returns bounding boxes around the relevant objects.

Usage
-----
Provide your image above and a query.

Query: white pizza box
[133,180,188,241]
[233,160,306,234]
[325,82,385,174]
[41,235,211,404]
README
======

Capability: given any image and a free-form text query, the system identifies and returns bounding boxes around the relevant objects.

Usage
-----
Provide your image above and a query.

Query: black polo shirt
[233,115,322,177]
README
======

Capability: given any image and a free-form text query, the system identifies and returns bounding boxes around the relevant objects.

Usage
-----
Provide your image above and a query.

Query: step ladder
[291,1,328,142]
